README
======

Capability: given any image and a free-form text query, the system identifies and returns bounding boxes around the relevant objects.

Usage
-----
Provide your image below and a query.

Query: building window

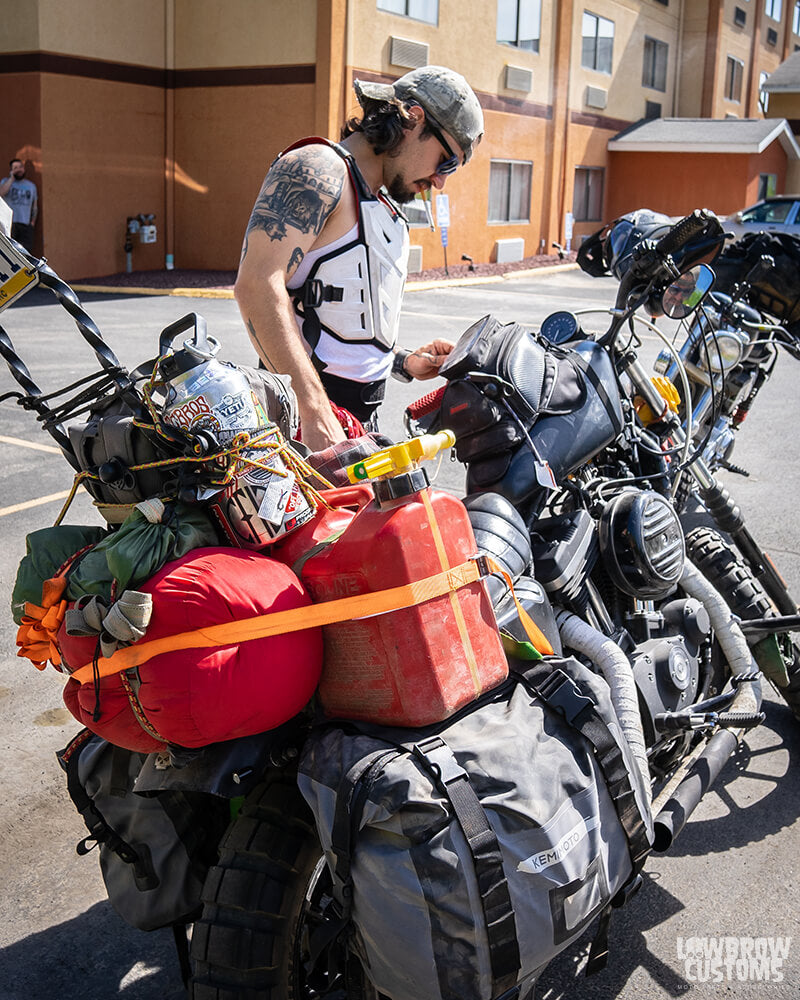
[645,100,662,118]
[767,26,779,44]
[794,1,800,34]
[377,0,438,24]
[582,11,615,73]
[497,0,541,52]
[653,0,668,6]
[642,37,668,91]
[759,70,770,112]
[488,160,532,223]
[758,173,778,200]
[734,6,747,26]
[765,0,782,21]
[573,167,604,222]
[725,56,744,101]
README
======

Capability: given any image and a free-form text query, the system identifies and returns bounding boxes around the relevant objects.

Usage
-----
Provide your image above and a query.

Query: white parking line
[0,434,62,455]
[0,491,71,518]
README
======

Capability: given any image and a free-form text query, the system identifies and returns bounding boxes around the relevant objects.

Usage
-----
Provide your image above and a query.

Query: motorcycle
[403,211,800,820]
[578,209,800,479]
[570,209,800,721]
[0,222,795,1000]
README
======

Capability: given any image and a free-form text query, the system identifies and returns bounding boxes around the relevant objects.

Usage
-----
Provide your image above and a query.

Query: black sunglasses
[424,114,461,175]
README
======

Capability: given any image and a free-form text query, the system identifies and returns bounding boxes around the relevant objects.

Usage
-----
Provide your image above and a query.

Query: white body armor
[287,140,409,383]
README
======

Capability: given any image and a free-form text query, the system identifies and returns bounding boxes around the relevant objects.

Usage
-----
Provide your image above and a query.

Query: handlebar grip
[745,254,774,284]
[406,385,446,420]
[655,209,711,258]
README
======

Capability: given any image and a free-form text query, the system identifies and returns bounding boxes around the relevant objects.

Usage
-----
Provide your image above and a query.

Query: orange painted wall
[172,83,317,270]
[606,147,788,221]
[744,141,789,205]
[568,123,617,243]
[36,73,166,279]
[0,73,43,257]
[404,105,553,271]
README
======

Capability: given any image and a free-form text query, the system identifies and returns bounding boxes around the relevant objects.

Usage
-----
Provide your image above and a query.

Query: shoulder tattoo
[247,149,345,243]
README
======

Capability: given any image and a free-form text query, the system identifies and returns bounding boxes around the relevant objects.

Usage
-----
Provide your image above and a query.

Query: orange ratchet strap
[72,554,553,686]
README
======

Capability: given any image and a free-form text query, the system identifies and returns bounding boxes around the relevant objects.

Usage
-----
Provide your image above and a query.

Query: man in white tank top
[235,66,484,452]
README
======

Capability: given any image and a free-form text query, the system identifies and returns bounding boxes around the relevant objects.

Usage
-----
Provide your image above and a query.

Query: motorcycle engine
[529,495,708,764]
[630,599,710,766]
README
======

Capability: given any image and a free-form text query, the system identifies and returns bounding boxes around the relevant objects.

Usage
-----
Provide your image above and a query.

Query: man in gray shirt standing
[0,158,38,253]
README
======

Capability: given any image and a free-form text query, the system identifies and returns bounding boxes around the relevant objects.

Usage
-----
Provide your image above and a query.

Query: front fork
[621,353,799,616]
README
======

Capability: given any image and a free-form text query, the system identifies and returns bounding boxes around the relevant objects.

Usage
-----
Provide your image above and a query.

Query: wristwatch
[391,348,413,383]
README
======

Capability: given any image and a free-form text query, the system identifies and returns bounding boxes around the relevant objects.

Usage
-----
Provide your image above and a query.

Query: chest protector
[287,138,410,355]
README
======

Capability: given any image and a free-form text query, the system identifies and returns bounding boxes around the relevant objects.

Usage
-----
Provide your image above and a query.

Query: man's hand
[404,339,454,380]
[298,401,347,453]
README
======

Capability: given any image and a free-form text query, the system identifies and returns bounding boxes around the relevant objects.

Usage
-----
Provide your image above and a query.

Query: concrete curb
[501,261,580,280]
[71,284,236,299]
[71,261,580,300]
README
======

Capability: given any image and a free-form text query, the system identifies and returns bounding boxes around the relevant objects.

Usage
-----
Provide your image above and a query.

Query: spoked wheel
[685,525,800,722]
[190,773,378,1000]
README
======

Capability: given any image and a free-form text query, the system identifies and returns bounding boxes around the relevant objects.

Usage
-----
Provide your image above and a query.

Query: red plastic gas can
[271,486,367,573]
[297,479,508,727]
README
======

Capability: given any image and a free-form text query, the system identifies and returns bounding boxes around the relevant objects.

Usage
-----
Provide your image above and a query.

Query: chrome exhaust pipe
[651,675,762,852]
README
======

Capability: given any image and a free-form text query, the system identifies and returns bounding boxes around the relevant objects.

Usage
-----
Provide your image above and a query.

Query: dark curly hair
[341,97,433,155]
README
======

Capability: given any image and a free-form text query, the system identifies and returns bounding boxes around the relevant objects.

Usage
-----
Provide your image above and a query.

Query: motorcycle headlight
[702,330,746,372]
[598,491,685,599]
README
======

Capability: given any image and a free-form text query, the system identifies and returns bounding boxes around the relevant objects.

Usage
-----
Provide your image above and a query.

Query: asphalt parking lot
[0,268,798,999]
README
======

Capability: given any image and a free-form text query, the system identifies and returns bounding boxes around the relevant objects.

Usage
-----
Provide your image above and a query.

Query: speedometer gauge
[540,311,581,345]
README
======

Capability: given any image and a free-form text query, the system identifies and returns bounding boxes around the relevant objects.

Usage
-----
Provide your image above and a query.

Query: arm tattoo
[287,247,304,274]
[247,149,345,243]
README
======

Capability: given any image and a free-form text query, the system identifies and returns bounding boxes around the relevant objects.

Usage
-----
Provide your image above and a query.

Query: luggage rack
[0,236,141,459]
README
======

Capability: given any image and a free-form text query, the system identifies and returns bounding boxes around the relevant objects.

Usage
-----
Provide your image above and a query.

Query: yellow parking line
[0,434,62,455]
[0,490,71,518]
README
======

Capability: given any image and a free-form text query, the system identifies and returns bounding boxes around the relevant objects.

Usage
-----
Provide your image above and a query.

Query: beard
[385,172,419,205]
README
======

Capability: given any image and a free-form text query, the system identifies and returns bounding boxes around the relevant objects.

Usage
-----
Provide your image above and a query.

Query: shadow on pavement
[0,901,185,1000]
[536,874,690,999]
[664,700,800,857]
[1,287,147,309]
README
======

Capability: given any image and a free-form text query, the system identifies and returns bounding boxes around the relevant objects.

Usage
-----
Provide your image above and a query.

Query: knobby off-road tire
[685,525,800,721]
[189,772,377,1000]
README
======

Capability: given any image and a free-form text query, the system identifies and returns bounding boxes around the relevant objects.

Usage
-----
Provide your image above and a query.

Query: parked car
[724,195,800,241]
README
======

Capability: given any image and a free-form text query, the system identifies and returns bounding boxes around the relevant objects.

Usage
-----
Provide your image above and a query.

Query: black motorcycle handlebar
[655,209,713,258]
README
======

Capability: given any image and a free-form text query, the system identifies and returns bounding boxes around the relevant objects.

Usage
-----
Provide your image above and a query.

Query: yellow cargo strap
[71,555,554,686]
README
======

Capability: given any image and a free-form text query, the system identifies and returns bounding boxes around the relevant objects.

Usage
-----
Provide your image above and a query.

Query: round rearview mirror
[660,264,715,319]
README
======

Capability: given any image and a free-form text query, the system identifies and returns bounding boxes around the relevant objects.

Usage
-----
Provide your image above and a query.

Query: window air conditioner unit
[390,37,429,70]
[585,86,608,110]
[407,245,423,274]
[505,65,533,93]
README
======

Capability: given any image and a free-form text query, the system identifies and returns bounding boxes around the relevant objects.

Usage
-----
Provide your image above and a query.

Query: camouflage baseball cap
[353,65,484,162]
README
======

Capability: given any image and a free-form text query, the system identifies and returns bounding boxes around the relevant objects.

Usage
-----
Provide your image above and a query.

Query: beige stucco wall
[1,1,40,51]
[765,91,800,119]
[678,0,711,117]
[347,0,554,108]
[174,0,317,68]
[37,0,166,66]
[3,0,319,70]
[569,0,681,122]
